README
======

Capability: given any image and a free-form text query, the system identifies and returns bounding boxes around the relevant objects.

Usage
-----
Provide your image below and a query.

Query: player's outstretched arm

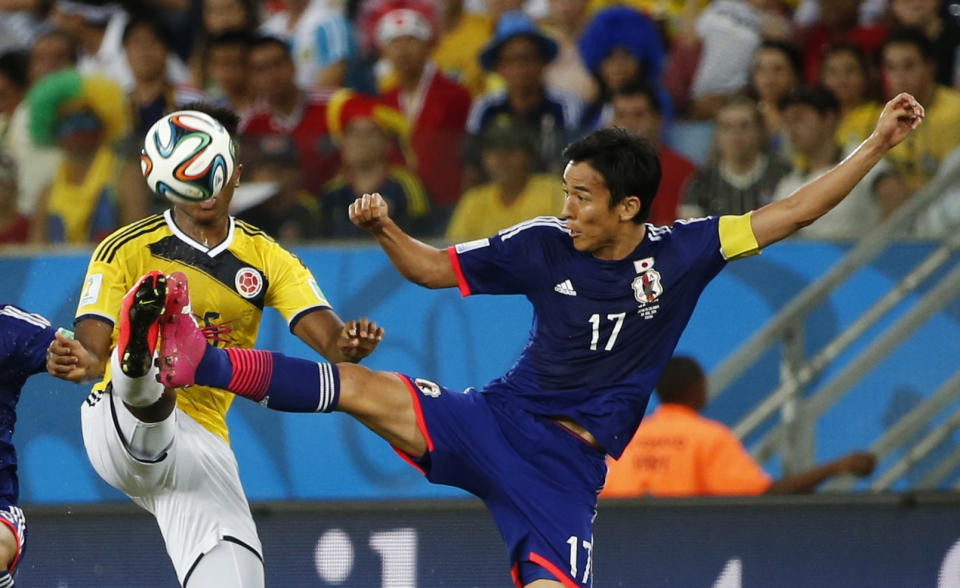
[750,93,924,248]
[46,319,113,383]
[349,193,457,289]
[292,309,384,364]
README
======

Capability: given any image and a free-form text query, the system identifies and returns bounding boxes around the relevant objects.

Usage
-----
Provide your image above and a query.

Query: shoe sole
[121,275,167,378]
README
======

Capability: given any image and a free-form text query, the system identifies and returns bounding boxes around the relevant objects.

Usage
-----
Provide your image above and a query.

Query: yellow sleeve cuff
[718,212,762,261]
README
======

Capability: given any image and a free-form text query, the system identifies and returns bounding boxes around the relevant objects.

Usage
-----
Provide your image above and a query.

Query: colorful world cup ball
[141,110,236,204]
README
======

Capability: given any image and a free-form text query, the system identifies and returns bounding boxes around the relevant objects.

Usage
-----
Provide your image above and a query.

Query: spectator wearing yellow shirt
[431,0,517,97]
[446,117,564,241]
[881,28,960,195]
[820,42,881,149]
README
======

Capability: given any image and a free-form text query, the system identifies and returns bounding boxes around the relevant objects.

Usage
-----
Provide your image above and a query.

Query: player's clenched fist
[872,92,924,150]
[349,193,391,233]
[338,317,385,362]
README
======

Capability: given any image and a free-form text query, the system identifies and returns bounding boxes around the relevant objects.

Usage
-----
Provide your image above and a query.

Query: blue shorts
[394,374,607,587]
[0,500,26,575]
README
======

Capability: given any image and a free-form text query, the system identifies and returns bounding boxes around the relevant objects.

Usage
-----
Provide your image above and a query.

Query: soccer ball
[141,110,236,204]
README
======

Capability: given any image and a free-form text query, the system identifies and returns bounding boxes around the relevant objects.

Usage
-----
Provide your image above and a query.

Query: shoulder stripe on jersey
[235,222,275,242]
[93,215,164,262]
[499,216,568,241]
[148,235,270,310]
[95,216,166,263]
[0,305,51,328]
[102,218,169,263]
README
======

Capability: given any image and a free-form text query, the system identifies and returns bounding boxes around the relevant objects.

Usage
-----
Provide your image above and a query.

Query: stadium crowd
[0,0,959,245]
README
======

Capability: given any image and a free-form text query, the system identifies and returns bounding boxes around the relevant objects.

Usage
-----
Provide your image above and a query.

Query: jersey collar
[164,209,235,257]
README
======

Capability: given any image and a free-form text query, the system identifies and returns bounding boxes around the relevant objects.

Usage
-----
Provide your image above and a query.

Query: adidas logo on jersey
[554,279,577,296]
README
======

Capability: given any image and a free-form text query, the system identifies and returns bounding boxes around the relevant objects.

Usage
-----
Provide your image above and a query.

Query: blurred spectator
[190,0,259,90]
[793,0,887,28]
[260,0,356,89]
[819,41,880,148]
[881,27,960,196]
[586,0,706,38]
[751,40,803,153]
[578,6,668,131]
[0,152,29,243]
[321,91,430,238]
[601,356,877,497]
[235,134,323,242]
[465,11,581,184]
[772,85,881,239]
[447,116,563,241]
[430,0,513,97]
[123,17,207,139]
[1,30,76,216]
[913,148,960,237]
[240,35,340,194]
[609,80,692,225]
[889,0,960,88]
[0,0,49,53]
[204,30,254,114]
[681,0,792,120]
[683,96,790,217]
[797,0,887,84]
[27,70,129,244]
[540,0,597,104]
[51,0,191,91]
[0,51,28,140]
[377,6,472,226]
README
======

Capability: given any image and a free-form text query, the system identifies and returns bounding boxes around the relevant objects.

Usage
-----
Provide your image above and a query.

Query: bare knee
[336,364,426,457]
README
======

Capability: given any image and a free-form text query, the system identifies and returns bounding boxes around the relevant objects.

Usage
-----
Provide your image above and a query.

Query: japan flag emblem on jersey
[632,257,663,304]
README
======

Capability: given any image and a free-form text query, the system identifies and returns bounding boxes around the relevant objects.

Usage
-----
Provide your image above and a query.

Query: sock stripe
[317,363,331,411]
[226,348,273,401]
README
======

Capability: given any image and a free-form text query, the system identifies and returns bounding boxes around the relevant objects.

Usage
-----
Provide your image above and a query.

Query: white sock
[110,347,164,407]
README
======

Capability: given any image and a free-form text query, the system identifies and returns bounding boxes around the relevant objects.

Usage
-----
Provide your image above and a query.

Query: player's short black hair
[249,34,292,58]
[207,29,253,53]
[756,40,804,79]
[778,84,840,115]
[883,26,935,61]
[656,356,705,405]
[561,127,661,223]
[611,78,662,115]
[0,50,29,89]
[122,14,171,48]
[182,102,241,138]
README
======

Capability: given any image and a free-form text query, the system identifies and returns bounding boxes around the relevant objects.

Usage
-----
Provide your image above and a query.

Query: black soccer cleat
[117,271,167,378]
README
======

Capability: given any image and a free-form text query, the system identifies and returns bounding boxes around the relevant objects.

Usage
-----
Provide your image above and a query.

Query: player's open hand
[349,193,391,234]
[338,318,384,362]
[871,92,924,150]
[47,330,92,383]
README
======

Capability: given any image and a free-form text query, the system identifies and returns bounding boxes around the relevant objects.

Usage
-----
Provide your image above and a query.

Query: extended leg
[184,540,265,588]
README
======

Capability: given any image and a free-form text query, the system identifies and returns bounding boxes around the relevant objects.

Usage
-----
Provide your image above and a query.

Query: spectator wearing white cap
[377,6,472,228]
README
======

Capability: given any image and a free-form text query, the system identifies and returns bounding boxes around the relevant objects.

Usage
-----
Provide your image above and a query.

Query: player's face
[174,165,240,226]
[562,161,637,258]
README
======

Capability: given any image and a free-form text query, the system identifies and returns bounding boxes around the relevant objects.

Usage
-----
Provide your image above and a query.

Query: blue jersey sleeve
[448,217,566,296]
[0,305,56,379]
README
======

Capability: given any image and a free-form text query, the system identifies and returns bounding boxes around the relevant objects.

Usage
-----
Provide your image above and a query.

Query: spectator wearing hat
[321,90,430,238]
[465,10,582,186]
[376,6,471,229]
[260,0,356,90]
[0,152,30,244]
[27,70,130,244]
[236,134,324,243]
[240,34,341,195]
[771,85,883,239]
[609,80,693,226]
[446,116,564,241]
[577,6,672,132]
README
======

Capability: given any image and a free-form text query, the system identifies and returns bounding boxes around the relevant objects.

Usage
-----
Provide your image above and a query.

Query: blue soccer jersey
[0,305,56,505]
[449,214,761,458]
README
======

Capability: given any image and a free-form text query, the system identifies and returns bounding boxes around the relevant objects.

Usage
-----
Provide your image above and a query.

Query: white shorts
[80,388,263,585]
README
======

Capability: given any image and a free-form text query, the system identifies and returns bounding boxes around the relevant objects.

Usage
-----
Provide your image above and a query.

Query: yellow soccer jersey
[76,210,331,443]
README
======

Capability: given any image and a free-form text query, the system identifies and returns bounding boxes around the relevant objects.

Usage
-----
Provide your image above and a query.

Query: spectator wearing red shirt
[240,35,339,194]
[609,80,693,226]
[799,0,887,84]
[376,6,471,226]
[0,153,29,244]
